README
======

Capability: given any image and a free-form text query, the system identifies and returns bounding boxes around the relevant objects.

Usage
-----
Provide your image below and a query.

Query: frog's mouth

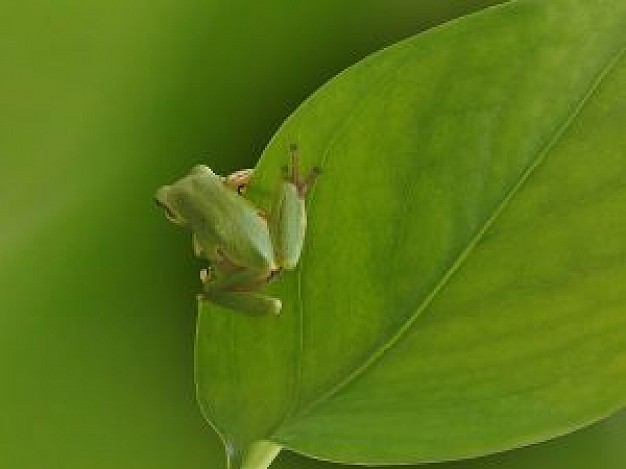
[154,197,183,225]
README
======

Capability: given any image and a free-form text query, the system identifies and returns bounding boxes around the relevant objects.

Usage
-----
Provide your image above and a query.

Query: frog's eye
[224,169,253,195]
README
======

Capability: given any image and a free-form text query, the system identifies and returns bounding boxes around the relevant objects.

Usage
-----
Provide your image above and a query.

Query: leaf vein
[284,43,626,425]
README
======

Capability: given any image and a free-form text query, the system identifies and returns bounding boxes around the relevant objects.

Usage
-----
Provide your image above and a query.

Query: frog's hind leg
[200,268,281,315]
[199,290,281,316]
[200,266,269,291]
[272,144,320,271]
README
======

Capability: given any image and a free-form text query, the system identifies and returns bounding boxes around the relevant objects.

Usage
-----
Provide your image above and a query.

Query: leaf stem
[226,441,281,469]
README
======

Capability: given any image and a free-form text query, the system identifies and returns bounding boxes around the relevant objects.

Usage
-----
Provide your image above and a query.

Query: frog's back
[183,171,275,271]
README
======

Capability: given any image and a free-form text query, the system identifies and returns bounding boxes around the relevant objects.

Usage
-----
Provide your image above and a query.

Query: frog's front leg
[199,267,282,316]
[272,144,320,270]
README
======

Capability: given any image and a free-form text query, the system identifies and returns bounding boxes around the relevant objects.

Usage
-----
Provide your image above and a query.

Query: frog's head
[154,165,222,227]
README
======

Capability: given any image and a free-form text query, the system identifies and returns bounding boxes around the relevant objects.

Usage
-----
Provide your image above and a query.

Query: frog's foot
[284,143,321,197]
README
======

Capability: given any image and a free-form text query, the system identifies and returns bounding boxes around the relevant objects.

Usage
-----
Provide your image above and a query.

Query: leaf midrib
[275,43,626,435]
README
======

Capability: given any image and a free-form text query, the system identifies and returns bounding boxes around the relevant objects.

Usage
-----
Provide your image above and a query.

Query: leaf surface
[196,0,626,466]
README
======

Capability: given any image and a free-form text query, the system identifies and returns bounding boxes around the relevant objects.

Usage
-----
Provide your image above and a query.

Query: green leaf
[195,0,626,466]
[0,1,510,467]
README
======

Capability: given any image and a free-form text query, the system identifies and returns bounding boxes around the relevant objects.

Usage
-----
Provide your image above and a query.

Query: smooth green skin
[7,0,626,468]
[196,0,626,467]
[155,163,310,316]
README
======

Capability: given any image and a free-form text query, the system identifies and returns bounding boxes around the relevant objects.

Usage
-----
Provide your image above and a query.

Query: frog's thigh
[201,291,281,316]
[203,268,269,291]
[273,182,306,270]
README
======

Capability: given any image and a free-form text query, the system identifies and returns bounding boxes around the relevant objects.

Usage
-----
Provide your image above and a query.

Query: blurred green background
[1,0,624,468]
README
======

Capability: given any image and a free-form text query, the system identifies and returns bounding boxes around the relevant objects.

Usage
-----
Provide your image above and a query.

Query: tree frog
[155,144,319,316]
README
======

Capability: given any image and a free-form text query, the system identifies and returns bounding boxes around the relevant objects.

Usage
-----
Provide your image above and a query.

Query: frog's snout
[154,186,182,225]
[154,186,170,212]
